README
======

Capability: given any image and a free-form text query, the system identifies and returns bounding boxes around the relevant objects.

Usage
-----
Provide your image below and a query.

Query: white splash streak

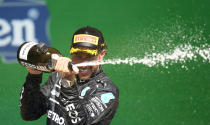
[74,44,210,68]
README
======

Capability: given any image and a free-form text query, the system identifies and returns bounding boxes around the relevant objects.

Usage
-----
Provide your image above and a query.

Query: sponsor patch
[91,97,104,112]
[73,34,99,45]
[80,87,90,97]
[101,93,115,104]
[65,103,81,123]
[47,110,65,125]
[90,101,99,115]
[85,104,95,117]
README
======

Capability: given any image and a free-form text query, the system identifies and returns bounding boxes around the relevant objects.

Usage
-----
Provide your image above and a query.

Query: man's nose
[79,66,87,69]
[77,59,86,64]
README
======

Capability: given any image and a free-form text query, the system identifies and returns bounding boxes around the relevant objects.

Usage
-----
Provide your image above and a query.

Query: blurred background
[0,0,210,124]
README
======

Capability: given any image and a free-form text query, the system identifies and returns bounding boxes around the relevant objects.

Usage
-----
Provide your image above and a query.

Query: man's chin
[78,74,91,81]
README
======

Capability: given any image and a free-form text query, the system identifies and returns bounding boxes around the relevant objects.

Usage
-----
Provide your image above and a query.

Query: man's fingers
[54,57,72,73]
[63,59,70,73]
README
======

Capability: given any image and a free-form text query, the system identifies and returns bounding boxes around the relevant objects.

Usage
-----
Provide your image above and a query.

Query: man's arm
[20,73,48,121]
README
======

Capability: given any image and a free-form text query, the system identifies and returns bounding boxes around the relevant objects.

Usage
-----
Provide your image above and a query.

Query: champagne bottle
[17,42,63,72]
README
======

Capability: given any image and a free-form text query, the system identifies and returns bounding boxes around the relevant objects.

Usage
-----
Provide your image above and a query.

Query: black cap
[70,26,107,55]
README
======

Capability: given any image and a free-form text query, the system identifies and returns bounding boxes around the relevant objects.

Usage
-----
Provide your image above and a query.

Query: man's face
[71,51,105,80]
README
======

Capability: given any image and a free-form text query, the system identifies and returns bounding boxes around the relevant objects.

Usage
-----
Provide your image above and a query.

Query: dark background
[1,0,210,124]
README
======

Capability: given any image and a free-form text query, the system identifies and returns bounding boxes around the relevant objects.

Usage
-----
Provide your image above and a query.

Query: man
[20,26,119,125]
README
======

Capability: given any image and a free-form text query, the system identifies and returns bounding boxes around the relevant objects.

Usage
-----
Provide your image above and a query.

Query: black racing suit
[20,68,119,125]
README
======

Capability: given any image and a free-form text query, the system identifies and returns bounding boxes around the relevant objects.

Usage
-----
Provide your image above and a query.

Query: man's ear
[98,50,106,61]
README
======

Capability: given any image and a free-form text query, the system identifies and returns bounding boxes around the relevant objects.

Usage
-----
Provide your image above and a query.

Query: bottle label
[19,42,38,60]
[20,61,51,72]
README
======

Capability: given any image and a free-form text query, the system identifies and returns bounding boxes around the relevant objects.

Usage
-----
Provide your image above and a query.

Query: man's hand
[54,57,72,74]
[26,67,42,75]
[54,57,78,80]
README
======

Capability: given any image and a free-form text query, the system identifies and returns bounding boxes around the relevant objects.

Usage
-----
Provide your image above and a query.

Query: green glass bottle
[17,42,62,72]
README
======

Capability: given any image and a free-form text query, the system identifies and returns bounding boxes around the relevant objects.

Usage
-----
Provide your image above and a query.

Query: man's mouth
[79,68,89,74]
